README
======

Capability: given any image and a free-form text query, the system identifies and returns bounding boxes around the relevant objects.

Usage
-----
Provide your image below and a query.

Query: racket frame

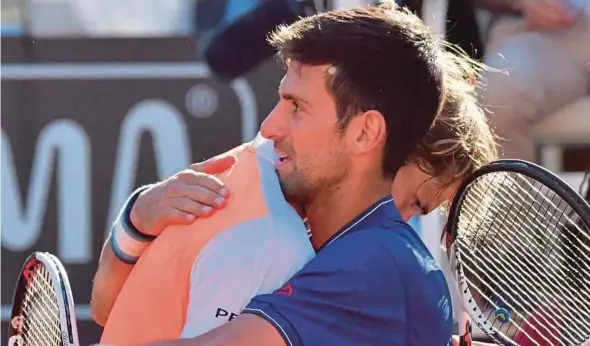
[8,251,80,346]
[444,159,590,345]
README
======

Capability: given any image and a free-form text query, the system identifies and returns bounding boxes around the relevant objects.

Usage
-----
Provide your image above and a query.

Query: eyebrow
[278,90,311,107]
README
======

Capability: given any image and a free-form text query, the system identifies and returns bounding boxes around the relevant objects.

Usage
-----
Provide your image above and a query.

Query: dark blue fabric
[244,196,453,346]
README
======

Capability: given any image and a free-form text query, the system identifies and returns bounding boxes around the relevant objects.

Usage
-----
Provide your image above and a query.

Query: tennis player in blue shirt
[241,195,452,346]
[133,3,454,346]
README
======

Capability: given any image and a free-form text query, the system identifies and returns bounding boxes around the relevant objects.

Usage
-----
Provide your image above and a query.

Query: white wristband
[110,186,154,264]
[112,220,150,259]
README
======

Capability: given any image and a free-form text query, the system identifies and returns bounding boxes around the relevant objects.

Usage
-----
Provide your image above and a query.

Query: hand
[130,154,236,236]
[451,335,500,346]
[518,0,575,30]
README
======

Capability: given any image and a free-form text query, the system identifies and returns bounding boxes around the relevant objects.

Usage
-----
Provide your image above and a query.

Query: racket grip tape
[459,320,472,346]
[459,336,472,346]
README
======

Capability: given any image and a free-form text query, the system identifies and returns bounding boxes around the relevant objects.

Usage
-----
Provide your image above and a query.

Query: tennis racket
[7,251,80,346]
[444,159,590,346]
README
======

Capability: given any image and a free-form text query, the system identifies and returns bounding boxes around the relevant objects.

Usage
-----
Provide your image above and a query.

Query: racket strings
[461,228,587,345]
[462,174,590,267]
[513,174,590,256]
[461,174,590,291]
[461,173,568,240]
[456,171,590,345]
[19,264,62,346]
[462,176,590,335]
[477,175,590,295]
[461,191,590,316]
[478,181,590,340]
[462,267,561,345]
[461,249,587,345]
[463,177,590,297]
[461,233,590,345]
[22,277,61,345]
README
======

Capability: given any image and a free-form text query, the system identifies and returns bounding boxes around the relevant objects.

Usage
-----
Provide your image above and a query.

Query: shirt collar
[250,132,279,166]
[315,195,402,253]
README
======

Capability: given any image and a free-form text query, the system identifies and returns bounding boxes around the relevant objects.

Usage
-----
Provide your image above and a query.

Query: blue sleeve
[242,232,407,346]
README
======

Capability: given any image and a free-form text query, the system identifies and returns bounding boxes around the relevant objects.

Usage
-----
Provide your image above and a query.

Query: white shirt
[180,135,315,338]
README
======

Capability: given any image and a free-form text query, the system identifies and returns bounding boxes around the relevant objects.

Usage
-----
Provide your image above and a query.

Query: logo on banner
[2,62,259,266]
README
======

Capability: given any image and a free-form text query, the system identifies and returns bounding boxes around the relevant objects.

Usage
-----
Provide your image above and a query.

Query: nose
[260,103,288,141]
[398,204,417,222]
[401,210,414,222]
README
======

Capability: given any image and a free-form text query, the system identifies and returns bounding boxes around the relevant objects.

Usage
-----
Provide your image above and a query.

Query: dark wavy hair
[268,0,445,177]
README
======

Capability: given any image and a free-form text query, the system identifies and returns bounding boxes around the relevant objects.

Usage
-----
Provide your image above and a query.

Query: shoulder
[299,224,411,288]
[309,221,444,290]
[316,221,425,267]
[374,221,438,264]
[196,216,313,268]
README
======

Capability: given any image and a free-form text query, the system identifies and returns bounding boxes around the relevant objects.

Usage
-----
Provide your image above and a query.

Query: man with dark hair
[132,3,453,346]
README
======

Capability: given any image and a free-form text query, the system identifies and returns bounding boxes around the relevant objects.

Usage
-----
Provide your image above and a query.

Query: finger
[171,197,217,218]
[176,170,230,198]
[190,155,236,175]
[167,181,227,206]
[183,184,227,208]
[192,173,230,198]
[172,169,229,197]
[161,207,198,225]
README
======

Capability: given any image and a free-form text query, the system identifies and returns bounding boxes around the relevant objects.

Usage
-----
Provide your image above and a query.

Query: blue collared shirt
[243,196,453,346]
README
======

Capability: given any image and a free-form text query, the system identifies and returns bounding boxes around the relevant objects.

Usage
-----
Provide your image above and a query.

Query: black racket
[8,252,80,346]
[444,159,590,346]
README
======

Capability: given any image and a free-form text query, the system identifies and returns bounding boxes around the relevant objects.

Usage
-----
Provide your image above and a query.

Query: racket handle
[459,320,472,346]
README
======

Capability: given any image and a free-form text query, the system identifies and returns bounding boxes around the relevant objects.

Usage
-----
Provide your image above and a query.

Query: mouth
[274,150,292,168]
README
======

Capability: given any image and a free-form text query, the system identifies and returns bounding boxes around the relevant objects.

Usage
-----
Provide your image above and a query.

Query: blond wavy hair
[409,45,499,191]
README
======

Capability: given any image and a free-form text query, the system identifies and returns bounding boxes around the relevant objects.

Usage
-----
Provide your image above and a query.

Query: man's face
[260,61,351,208]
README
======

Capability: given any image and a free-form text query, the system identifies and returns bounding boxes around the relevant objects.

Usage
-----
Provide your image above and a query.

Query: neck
[305,170,393,250]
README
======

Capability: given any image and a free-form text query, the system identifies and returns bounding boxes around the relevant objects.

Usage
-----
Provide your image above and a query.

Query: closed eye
[412,200,429,216]
[289,100,301,114]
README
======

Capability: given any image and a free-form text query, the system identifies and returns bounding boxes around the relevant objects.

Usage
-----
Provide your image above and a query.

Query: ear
[345,110,387,155]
